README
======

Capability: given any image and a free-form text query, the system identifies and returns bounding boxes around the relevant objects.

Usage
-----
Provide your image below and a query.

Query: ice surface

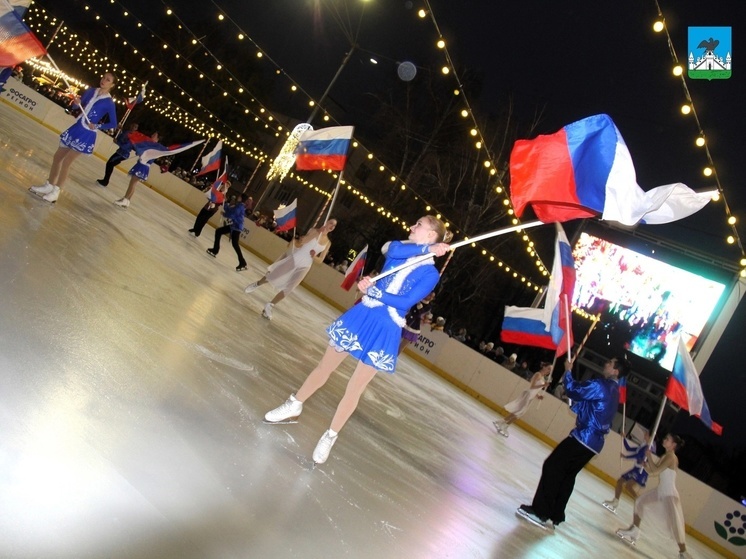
[0,102,723,558]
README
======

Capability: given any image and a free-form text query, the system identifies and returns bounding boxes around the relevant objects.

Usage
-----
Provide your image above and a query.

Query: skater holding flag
[30,72,118,203]
[263,216,450,465]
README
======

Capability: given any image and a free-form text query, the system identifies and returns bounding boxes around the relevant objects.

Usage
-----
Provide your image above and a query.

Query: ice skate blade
[615,532,636,546]
[262,419,298,425]
[28,188,56,203]
[515,508,551,531]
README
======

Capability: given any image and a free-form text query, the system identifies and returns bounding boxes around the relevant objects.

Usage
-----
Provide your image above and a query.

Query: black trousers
[191,204,219,236]
[100,153,128,185]
[531,436,595,524]
[212,225,246,267]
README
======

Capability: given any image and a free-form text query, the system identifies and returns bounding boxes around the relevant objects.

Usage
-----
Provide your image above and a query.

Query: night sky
[35,0,745,496]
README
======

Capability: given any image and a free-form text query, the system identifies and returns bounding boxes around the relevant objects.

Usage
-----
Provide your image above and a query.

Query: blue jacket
[222,202,246,232]
[364,241,440,321]
[564,370,619,454]
[77,87,117,131]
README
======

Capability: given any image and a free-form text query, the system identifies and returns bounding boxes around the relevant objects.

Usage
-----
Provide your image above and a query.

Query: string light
[652,0,744,268]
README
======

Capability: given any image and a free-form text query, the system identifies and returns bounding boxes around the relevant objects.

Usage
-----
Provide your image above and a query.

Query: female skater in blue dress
[30,72,118,203]
[264,215,451,464]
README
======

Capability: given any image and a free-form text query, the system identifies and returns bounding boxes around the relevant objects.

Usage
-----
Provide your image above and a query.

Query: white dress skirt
[266,236,327,293]
[634,467,686,545]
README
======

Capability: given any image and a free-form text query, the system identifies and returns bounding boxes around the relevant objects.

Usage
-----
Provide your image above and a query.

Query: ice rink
[0,100,724,558]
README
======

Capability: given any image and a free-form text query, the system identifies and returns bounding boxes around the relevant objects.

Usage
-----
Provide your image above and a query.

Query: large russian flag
[665,338,722,435]
[137,139,204,166]
[273,199,297,232]
[0,0,46,67]
[509,114,713,226]
[196,140,222,177]
[295,126,354,171]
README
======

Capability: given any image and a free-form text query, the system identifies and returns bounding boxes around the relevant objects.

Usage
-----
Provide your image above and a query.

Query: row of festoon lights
[28,0,548,289]
[25,7,336,200]
[150,0,549,286]
[650,10,746,276]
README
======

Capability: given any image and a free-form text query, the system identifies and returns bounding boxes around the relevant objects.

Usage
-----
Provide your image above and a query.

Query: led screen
[572,232,727,370]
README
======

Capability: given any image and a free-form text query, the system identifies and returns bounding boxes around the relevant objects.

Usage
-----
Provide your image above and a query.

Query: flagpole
[242,161,263,194]
[190,140,209,175]
[369,220,544,283]
[649,395,668,447]
[322,170,345,226]
[563,293,572,361]
[620,400,627,470]
[575,313,600,357]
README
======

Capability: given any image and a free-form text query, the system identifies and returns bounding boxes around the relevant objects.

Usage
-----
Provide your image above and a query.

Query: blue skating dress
[59,87,117,154]
[326,241,440,372]
[127,141,168,181]
[620,439,654,486]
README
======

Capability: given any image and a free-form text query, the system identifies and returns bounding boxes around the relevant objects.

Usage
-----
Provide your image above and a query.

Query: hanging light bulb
[672,65,683,76]
[728,216,737,225]
[681,104,692,115]
[703,167,713,177]
[653,19,665,32]
[696,134,705,147]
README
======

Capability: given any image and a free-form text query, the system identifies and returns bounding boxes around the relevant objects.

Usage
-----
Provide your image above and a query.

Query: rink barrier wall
[3,79,741,559]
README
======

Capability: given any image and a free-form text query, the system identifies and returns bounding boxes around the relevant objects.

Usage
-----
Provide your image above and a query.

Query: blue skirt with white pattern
[128,161,150,181]
[326,302,402,373]
[59,120,97,154]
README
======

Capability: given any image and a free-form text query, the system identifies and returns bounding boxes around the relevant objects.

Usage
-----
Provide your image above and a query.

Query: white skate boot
[262,302,274,320]
[42,185,60,203]
[243,282,259,294]
[29,181,54,196]
[114,197,130,208]
[601,499,618,513]
[264,394,303,423]
[312,429,338,465]
[616,525,639,545]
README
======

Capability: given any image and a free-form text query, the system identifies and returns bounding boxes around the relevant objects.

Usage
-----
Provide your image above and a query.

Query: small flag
[137,139,204,166]
[341,245,368,291]
[501,306,557,350]
[665,338,722,435]
[0,0,46,67]
[295,126,354,171]
[273,199,297,232]
[618,376,627,405]
[509,114,713,225]
[501,224,575,357]
[125,82,147,110]
[195,139,222,177]
[212,155,229,188]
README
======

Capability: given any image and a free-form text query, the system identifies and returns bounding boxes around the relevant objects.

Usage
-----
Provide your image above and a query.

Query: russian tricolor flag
[273,199,297,232]
[137,139,204,166]
[196,140,222,177]
[125,82,147,110]
[340,244,368,291]
[665,338,722,435]
[295,126,354,171]
[0,1,46,67]
[501,224,575,357]
[618,376,627,405]
[509,114,713,226]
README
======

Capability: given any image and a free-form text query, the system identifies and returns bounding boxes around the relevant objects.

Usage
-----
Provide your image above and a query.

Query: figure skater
[264,216,451,465]
[399,292,435,354]
[243,219,337,320]
[494,361,553,437]
[30,72,118,203]
[97,122,147,187]
[517,357,627,530]
[189,179,229,237]
[113,131,162,208]
[206,193,248,272]
[601,431,655,513]
[616,434,690,558]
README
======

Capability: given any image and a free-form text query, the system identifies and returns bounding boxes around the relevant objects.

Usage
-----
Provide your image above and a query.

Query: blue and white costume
[59,87,117,154]
[620,439,654,486]
[326,241,440,372]
[127,141,167,181]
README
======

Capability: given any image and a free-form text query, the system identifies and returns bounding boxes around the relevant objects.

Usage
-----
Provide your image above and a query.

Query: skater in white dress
[616,433,690,558]
[263,216,451,465]
[243,219,337,319]
[494,362,552,437]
